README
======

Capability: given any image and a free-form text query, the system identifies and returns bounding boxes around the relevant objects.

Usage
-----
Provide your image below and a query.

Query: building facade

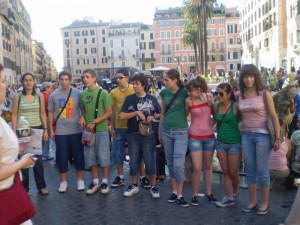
[239,0,287,70]
[140,24,155,73]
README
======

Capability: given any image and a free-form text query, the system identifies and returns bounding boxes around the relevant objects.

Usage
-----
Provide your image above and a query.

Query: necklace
[119,84,129,93]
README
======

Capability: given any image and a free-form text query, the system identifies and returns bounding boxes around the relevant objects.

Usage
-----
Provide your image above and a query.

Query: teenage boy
[120,74,161,198]
[110,68,150,189]
[48,71,85,192]
[79,69,112,195]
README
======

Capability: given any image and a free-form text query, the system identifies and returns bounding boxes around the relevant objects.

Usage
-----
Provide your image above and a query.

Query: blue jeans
[111,128,127,165]
[161,128,188,183]
[127,133,156,176]
[242,132,272,187]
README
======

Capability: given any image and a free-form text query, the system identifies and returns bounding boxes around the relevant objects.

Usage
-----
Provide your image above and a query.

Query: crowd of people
[0,63,300,225]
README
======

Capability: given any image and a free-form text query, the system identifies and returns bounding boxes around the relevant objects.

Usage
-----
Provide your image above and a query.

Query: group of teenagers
[1,63,300,223]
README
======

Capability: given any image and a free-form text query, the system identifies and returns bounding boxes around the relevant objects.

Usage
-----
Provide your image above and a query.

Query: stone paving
[27,161,296,225]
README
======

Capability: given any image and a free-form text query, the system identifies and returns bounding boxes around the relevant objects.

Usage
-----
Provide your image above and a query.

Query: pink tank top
[238,91,268,132]
[188,94,215,139]
[269,141,289,171]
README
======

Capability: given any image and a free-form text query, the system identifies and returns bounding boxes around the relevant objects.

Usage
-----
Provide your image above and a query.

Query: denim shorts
[84,131,110,168]
[188,137,216,153]
[216,140,241,155]
[55,133,85,173]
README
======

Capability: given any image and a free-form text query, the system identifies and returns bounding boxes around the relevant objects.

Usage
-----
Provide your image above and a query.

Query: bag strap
[217,101,233,130]
[55,88,72,124]
[94,89,102,119]
[263,90,270,117]
[164,88,183,114]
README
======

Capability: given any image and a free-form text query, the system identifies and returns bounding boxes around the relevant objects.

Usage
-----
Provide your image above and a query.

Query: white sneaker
[77,180,85,191]
[86,182,100,195]
[100,183,109,195]
[123,184,139,197]
[59,181,67,193]
[150,186,160,199]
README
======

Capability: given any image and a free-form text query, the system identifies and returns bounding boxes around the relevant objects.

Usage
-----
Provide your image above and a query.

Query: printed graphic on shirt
[58,97,74,118]
[136,98,156,117]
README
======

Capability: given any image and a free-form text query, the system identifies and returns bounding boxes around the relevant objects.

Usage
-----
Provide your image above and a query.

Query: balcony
[160,50,172,55]
[140,58,155,62]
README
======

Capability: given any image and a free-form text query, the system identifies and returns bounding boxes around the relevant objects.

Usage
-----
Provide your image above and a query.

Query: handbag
[139,121,153,136]
[263,90,276,144]
[0,172,35,225]
[82,89,102,147]
[1,110,12,122]
[53,88,72,132]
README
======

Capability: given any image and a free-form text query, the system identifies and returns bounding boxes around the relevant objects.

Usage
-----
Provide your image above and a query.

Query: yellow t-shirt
[110,84,135,128]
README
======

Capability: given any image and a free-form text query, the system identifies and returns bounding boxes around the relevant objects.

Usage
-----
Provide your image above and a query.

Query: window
[74,31,80,37]
[166,21,171,27]
[77,59,80,65]
[66,49,70,58]
[121,39,124,47]
[82,30,88,36]
[90,30,95,36]
[110,40,113,48]
[135,38,139,46]
[84,38,87,44]
[141,33,144,40]
[91,48,97,54]
[76,49,79,54]
[220,55,225,61]
[175,30,180,38]
[92,37,95,43]
[211,55,216,61]
[84,48,87,54]
[149,42,155,49]
[76,39,79,44]
[229,38,234,45]
[150,33,154,39]
[102,37,105,43]
[175,43,180,51]
[64,32,69,37]
[166,31,171,38]
[227,24,233,34]
[160,31,165,38]
[103,47,106,56]
[219,28,224,36]
[93,58,96,64]
[219,18,224,24]
[230,64,234,70]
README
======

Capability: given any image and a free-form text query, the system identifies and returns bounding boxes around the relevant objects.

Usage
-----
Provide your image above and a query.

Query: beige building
[0,0,33,84]
[239,0,287,69]
[140,24,155,74]
[61,17,110,80]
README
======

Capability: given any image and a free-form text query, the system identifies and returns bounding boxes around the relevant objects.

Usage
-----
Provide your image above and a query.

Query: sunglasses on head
[116,76,126,80]
[215,91,224,97]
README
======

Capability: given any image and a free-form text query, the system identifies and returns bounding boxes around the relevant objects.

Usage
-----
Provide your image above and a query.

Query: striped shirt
[18,94,41,127]
[291,130,300,172]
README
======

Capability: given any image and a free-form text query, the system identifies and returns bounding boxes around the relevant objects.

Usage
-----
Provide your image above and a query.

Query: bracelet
[44,128,48,130]
[276,137,280,140]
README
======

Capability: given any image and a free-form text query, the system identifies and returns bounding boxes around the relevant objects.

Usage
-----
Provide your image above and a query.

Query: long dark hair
[21,72,36,96]
[166,69,184,88]
[239,64,263,99]
[217,83,236,102]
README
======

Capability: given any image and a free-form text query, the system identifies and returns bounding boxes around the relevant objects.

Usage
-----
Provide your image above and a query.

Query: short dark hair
[131,73,148,90]
[116,68,129,76]
[83,69,96,78]
[59,70,72,80]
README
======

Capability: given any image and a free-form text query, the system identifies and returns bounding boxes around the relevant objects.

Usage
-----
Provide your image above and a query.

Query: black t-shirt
[121,93,161,133]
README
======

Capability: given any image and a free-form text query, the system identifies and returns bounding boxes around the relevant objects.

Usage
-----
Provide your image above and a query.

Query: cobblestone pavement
[27,161,296,225]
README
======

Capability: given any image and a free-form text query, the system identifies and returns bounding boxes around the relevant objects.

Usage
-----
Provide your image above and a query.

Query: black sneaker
[177,197,189,208]
[100,183,109,195]
[111,176,124,188]
[150,186,160,199]
[140,177,151,189]
[191,196,199,206]
[206,194,218,204]
[168,193,178,203]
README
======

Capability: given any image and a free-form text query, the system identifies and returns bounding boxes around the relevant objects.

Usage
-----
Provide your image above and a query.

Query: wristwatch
[92,120,96,125]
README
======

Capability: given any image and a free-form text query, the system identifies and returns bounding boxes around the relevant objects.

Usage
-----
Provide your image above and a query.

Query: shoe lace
[88,182,96,189]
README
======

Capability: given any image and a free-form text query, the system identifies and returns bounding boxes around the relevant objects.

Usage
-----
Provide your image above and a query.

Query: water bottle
[17,116,31,142]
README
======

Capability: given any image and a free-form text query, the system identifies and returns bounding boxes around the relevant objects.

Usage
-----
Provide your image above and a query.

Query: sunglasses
[116,76,126,80]
[215,91,224,97]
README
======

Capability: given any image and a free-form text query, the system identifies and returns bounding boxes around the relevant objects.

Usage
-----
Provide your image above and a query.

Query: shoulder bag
[52,88,72,132]
[82,89,102,146]
[0,172,35,225]
[263,90,276,145]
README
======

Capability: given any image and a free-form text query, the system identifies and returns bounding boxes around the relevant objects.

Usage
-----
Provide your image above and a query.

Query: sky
[22,0,239,71]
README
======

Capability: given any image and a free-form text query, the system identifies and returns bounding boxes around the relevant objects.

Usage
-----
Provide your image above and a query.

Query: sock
[93,178,99,184]
[173,191,178,195]
[177,195,182,199]
[119,175,124,179]
[102,178,108,184]
[140,176,145,179]
[132,183,138,187]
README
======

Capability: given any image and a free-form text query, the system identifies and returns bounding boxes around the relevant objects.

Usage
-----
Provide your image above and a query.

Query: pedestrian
[0,64,36,225]
[48,71,85,193]
[185,77,218,206]
[159,69,189,207]
[11,72,49,195]
[41,82,54,161]
[238,64,280,215]
[110,68,150,189]
[213,83,241,207]
[79,69,112,195]
[120,74,161,198]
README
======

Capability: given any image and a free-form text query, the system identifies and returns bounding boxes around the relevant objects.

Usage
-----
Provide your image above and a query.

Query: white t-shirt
[0,117,19,190]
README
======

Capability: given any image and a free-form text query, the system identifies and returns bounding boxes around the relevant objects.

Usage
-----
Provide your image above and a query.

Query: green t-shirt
[160,87,188,128]
[80,87,112,132]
